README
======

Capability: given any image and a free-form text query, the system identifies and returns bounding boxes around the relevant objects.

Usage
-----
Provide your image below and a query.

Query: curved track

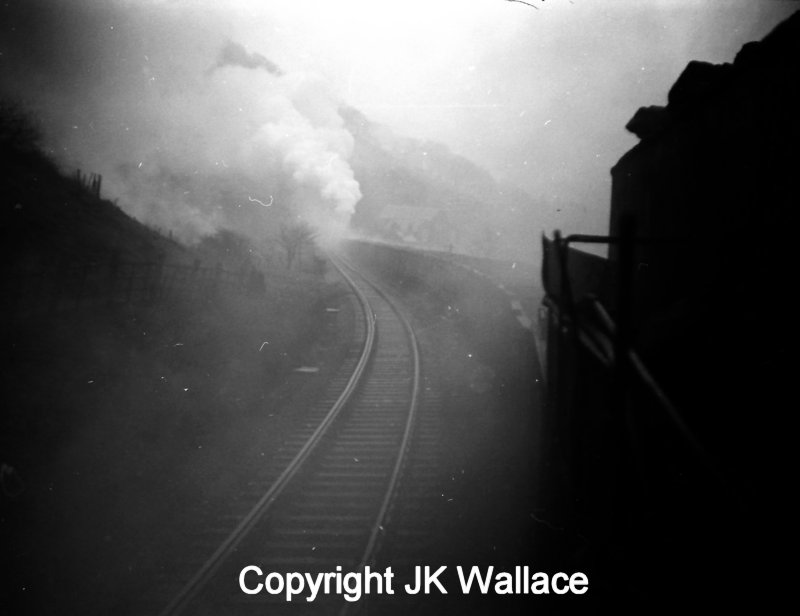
[153,254,421,615]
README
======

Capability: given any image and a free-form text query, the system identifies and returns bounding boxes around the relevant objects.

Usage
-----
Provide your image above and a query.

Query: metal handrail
[546,222,717,472]
[588,300,712,466]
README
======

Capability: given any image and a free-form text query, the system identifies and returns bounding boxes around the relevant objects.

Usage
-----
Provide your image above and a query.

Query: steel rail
[157,255,377,616]
[333,254,422,575]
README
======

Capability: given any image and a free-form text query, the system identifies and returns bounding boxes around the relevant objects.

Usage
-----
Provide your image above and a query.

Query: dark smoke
[216,41,284,76]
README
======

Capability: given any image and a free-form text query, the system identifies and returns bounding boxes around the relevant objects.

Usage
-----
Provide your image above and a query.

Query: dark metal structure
[538,11,799,608]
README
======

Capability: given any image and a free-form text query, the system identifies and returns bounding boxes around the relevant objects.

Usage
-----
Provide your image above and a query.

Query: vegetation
[278,220,317,270]
[0,99,343,614]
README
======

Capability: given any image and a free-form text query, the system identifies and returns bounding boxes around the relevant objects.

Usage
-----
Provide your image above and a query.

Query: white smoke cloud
[0,0,362,243]
[260,75,361,217]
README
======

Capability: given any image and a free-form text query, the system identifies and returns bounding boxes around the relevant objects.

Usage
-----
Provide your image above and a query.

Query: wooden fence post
[125,264,135,304]
[152,258,165,302]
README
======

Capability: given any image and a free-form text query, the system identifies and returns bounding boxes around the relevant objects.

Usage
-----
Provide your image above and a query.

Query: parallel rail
[154,253,421,615]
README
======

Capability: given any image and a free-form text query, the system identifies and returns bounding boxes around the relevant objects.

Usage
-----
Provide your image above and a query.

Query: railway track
[147,254,422,615]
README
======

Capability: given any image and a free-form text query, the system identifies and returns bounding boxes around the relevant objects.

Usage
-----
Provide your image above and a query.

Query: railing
[538,216,725,595]
[542,215,703,454]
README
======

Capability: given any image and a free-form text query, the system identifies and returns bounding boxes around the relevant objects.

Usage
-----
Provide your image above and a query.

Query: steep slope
[343,106,543,262]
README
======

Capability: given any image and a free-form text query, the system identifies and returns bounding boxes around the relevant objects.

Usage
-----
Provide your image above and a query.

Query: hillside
[0,107,347,615]
[2,135,179,268]
[342,106,543,263]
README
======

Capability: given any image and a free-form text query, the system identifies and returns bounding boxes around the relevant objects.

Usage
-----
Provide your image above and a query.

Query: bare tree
[278,221,317,270]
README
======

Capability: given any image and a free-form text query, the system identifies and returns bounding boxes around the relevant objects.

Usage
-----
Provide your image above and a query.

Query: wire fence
[2,255,267,320]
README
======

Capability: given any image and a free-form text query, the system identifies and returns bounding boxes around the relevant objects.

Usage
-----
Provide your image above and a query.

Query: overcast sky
[1,0,796,236]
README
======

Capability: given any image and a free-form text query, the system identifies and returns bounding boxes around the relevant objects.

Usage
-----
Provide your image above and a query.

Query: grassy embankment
[1,125,342,613]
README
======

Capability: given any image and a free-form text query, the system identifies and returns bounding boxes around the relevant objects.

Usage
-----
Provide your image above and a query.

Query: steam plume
[0,1,361,243]
[216,41,284,76]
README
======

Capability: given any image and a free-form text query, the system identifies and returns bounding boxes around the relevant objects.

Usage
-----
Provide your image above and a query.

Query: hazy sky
[1,0,796,236]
